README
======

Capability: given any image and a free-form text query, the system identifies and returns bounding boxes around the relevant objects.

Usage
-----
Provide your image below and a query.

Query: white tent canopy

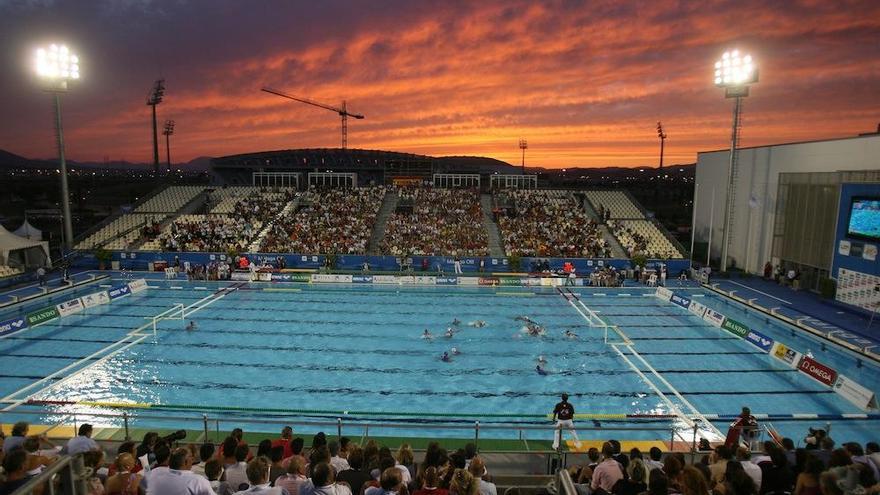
[14,219,43,240]
[0,224,50,269]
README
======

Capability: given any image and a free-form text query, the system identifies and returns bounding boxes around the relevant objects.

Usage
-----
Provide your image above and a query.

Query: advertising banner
[499,277,521,286]
[458,277,479,286]
[721,317,749,338]
[256,272,272,281]
[798,356,838,387]
[231,272,252,281]
[310,274,353,284]
[833,374,878,410]
[80,291,110,308]
[373,275,399,284]
[435,277,458,285]
[520,278,542,286]
[108,284,131,299]
[744,328,774,353]
[351,275,374,284]
[413,276,436,285]
[655,287,673,301]
[56,298,84,317]
[687,300,708,318]
[270,273,310,282]
[670,293,691,309]
[479,277,500,286]
[0,317,28,337]
[770,342,803,368]
[703,309,725,327]
[127,278,148,293]
[26,307,60,326]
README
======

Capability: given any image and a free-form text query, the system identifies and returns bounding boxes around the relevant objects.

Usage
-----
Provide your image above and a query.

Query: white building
[694,133,880,290]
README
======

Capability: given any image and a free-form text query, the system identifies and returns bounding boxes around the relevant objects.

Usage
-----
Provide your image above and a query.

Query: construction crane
[261,87,364,149]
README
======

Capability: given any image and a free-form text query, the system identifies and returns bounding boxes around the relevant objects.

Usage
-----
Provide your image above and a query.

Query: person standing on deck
[552,393,581,450]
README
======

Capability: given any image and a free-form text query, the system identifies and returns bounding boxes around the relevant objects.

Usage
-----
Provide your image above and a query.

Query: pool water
[0,279,877,444]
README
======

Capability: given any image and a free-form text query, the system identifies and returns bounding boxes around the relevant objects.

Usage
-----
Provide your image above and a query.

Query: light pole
[35,43,80,251]
[656,122,667,169]
[518,138,528,174]
[147,79,165,174]
[714,49,757,273]
[163,119,175,172]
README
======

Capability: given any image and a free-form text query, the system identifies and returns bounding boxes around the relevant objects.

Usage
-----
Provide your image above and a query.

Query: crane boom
[261,87,364,118]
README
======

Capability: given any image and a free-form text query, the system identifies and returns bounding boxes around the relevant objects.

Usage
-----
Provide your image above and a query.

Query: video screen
[847,197,880,241]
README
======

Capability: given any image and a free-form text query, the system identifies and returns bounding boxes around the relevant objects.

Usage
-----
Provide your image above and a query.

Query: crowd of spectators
[157,215,261,253]
[0,423,503,495]
[497,190,610,258]
[261,187,385,255]
[381,187,488,256]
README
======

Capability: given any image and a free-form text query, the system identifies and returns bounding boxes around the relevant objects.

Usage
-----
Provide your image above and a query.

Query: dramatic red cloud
[1,1,878,167]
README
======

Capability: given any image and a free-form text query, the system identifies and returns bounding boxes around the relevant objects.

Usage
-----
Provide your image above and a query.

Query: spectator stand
[489,174,538,190]
[432,173,480,188]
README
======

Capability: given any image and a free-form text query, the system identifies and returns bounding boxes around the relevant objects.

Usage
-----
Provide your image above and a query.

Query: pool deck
[706,277,880,356]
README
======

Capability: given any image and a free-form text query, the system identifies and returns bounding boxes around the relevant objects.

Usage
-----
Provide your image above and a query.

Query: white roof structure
[13,219,43,240]
[0,224,50,268]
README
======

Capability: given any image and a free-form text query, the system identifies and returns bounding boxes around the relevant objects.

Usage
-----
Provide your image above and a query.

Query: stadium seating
[0,265,22,278]
[75,214,167,250]
[141,214,263,252]
[135,186,205,213]
[496,190,609,258]
[608,219,683,259]
[381,187,489,256]
[207,186,294,214]
[584,190,643,219]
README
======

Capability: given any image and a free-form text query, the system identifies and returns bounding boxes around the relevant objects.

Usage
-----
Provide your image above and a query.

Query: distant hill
[0,149,212,171]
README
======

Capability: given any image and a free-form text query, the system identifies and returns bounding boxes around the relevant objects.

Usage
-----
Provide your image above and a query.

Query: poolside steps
[598,224,628,258]
[481,193,506,257]
[367,191,398,255]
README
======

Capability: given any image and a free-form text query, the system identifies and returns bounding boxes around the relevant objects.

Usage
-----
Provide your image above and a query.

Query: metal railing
[10,453,88,495]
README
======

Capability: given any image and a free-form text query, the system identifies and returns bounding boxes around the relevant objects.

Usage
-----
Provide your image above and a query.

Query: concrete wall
[694,134,880,274]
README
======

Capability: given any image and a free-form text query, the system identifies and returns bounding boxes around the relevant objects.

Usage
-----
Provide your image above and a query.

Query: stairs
[580,195,600,220]
[481,193,505,257]
[128,191,209,251]
[367,191,398,255]
[248,197,300,252]
[599,225,628,258]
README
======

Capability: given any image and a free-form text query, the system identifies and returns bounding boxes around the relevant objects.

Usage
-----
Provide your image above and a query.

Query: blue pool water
[1,278,877,444]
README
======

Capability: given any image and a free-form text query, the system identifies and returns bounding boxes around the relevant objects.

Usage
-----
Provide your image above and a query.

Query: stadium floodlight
[519,138,528,174]
[714,49,758,273]
[34,43,80,250]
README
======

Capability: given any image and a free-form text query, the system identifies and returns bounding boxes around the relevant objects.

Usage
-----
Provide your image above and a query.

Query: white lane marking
[726,280,792,305]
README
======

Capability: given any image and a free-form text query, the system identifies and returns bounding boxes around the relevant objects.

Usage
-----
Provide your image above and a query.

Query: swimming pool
[1,276,877,445]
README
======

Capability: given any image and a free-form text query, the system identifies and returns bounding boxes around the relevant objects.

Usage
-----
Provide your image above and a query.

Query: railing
[556,467,578,495]
[10,453,88,495]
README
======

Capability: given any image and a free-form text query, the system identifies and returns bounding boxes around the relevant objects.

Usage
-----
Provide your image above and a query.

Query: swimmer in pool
[525,324,545,336]
[537,355,547,364]
[451,347,460,355]
[468,320,487,328]
[564,330,578,339]
[445,328,455,339]
[515,315,534,324]
[422,329,434,340]
[441,352,451,362]
[536,364,548,375]
[452,318,461,326]
[185,321,197,331]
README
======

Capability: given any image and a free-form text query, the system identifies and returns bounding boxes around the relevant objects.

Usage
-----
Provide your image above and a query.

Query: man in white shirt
[233,457,289,495]
[146,447,214,495]
[63,424,100,455]
[329,441,350,474]
[225,444,251,492]
[736,447,762,492]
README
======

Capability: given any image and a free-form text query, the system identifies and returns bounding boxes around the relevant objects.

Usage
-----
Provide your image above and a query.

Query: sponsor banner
[798,356,838,387]
[833,374,878,410]
[435,277,458,285]
[397,276,415,285]
[458,277,479,286]
[26,307,60,326]
[56,298,84,317]
[499,277,521,286]
[655,287,673,301]
[687,300,708,318]
[670,293,691,309]
[703,309,725,327]
[351,275,374,284]
[256,272,272,282]
[479,277,500,286]
[520,278,542,286]
[744,328,774,353]
[108,284,131,299]
[231,272,252,281]
[771,342,803,369]
[80,291,110,308]
[127,278,148,293]
[0,317,28,337]
[721,316,749,338]
[413,276,436,285]
[373,275,399,284]
[310,274,353,284]
[270,273,311,282]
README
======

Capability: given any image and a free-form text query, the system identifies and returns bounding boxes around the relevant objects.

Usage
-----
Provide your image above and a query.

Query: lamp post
[147,79,165,174]
[714,49,758,273]
[656,122,667,169]
[35,43,79,251]
[162,119,175,172]
[518,138,528,174]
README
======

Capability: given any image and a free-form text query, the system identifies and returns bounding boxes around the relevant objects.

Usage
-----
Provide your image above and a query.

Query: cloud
[0,0,878,167]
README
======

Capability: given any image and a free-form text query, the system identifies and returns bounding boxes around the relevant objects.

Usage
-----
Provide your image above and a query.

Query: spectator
[300,462,353,495]
[795,456,824,495]
[273,427,295,460]
[736,447,762,492]
[414,466,449,495]
[64,424,100,456]
[0,449,31,494]
[233,456,289,495]
[225,444,251,492]
[146,447,214,495]
[105,453,144,495]
[614,458,647,495]
[450,469,479,495]
[679,466,710,495]
[192,443,215,478]
[329,441,350,475]
[468,457,496,495]
[276,456,308,495]
[592,442,624,495]
[365,467,404,495]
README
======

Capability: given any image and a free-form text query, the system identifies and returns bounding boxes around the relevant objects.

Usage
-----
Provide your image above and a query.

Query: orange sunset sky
[1,0,878,168]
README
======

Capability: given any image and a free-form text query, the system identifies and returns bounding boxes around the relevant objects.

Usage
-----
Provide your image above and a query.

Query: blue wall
[832,183,880,278]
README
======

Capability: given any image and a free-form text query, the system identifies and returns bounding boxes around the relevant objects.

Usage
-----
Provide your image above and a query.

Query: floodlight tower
[34,43,80,251]
[656,122,667,169]
[518,138,528,174]
[713,49,758,273]
[147,79,165,174]
[162,120,175,172]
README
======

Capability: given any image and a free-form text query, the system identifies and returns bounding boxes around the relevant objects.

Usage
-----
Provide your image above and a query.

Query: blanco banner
[833,374,878,410]
[655,287,673,301]
[413,276,437,285]
[688,300,708,318]
[372,275,399,284]
[310,274,353,284]
[80,291,110,308]
[231,272,252,281]
[703,308,725,327]
[458,277,479,286]
[128,278,148,293]
[770,342,804,369]
[56,298,84,317]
